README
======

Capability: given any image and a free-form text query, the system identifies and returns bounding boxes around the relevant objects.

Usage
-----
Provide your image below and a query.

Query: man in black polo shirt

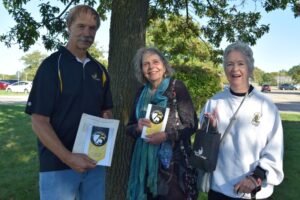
[25,5,113,200]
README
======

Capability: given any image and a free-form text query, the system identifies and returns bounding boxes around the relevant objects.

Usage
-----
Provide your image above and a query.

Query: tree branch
[55,0,76,20]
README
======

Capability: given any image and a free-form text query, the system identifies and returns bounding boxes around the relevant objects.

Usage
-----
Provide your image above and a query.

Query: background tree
[262,72,277,86]
[106,0,148,199]
[147,14,223,110]
[0,74,18,80]
[288,65,300,83]
[88,42,108,67]
[253,67,265,85]
[2,0,300,51]
[1,0,300,199]
[174,66,222,111]
[147,14,217,67]
[20,50,47,81]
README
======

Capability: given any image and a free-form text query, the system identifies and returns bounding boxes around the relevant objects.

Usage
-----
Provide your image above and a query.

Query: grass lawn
[272,113,300,199]
[0,104,299,200]
[0,104,39,200]
[0,90,28,96]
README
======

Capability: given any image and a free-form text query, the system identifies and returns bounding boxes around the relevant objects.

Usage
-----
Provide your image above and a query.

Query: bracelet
[249,174,262,186]
[256,177,262,186]
[247,175,262,196]
[247,175,258,187]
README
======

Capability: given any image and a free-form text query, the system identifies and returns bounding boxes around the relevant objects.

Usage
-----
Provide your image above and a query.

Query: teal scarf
[127,77,170,200]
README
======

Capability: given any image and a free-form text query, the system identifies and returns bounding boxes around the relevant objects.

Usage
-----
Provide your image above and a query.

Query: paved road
[261,88,300,114]
[0,88,299,113]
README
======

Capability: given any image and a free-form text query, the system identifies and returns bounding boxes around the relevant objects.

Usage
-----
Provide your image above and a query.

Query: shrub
[174,65,222,112]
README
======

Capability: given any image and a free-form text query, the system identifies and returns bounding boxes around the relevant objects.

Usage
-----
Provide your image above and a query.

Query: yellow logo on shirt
[251,112,262,126]
[92,72,106,86]
[91,73,100,81]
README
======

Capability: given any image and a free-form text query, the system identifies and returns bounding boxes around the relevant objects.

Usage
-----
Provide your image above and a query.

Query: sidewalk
[0,95,29,104]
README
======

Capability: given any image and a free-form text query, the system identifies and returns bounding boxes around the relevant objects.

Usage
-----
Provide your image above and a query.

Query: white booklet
[72,113,119,166]
[141,104,170,139]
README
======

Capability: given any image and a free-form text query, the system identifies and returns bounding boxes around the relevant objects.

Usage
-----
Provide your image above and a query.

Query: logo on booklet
[150,110,164,124]
[91,130,108,146]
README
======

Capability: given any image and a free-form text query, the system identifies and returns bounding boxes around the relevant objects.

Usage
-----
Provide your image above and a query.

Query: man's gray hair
[223,41,254,75]
[133,47,174,84]
[66,5,100,30]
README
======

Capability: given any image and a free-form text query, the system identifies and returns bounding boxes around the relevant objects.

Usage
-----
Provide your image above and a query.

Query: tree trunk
[106,0,149,199]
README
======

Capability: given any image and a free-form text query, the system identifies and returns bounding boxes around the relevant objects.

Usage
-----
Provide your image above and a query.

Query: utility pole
[277,71,279,87]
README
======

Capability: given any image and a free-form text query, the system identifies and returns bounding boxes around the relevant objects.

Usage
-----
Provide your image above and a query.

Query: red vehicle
[0,81,10,90]
[261,84,271,92]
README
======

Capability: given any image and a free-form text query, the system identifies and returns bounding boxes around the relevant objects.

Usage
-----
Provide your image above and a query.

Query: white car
[6,81,32,93]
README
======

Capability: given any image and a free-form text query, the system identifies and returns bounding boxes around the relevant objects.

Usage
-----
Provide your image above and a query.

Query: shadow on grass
[0,104,39,200]
[273,120,300,200]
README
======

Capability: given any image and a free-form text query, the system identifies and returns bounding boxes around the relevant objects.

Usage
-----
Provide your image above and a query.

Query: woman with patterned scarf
[126,47,198,200]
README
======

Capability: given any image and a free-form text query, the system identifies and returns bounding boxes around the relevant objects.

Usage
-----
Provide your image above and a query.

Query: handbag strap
[171,79,180,126]
[171,79,198,199]
[221,92,249,143]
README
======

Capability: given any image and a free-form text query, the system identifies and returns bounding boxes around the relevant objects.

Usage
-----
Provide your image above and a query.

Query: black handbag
[189,93,249,173]
[189,116,220,172]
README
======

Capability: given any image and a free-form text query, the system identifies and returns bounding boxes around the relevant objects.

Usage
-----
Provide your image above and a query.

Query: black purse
[189,93,249,173]
[189,116,221,172]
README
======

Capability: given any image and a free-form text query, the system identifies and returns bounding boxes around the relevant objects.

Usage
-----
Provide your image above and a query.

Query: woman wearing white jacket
[200,41,284,199]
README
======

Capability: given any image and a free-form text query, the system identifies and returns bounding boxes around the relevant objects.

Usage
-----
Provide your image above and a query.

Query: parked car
[261,84,271,92]
[0,80,10,90]
[294,84,300,90]
[6,81,32,93]
[278,83,297,90]
[3,79,18,84]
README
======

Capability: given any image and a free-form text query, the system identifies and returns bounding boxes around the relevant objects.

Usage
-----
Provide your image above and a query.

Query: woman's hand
[146,131,167,145]
[204,112,217,128]
[234,176,260,195]
[136,118,151,133]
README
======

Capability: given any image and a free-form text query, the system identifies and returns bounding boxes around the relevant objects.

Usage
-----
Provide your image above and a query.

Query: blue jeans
[39,166,105,200]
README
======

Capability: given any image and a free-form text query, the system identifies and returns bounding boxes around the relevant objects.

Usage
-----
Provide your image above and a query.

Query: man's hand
[63,153,97,173]
[32,114,98,173]
[101,109,113,119]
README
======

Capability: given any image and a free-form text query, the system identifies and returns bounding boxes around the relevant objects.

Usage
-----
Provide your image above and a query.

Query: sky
[0,2,299,75]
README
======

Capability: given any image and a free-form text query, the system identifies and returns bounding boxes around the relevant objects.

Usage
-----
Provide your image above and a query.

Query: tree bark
[106,0,149,199]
